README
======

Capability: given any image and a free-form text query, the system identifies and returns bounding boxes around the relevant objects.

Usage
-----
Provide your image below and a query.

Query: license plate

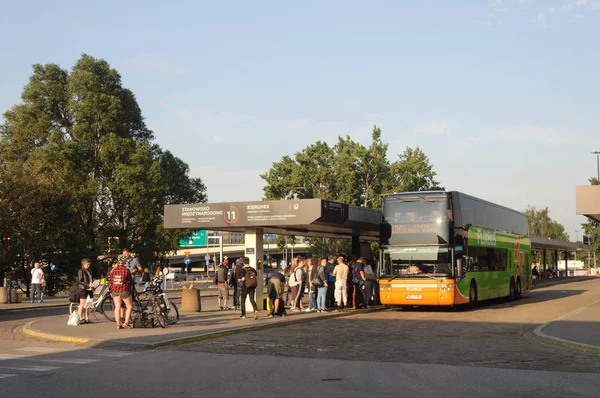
[406,295,423,300]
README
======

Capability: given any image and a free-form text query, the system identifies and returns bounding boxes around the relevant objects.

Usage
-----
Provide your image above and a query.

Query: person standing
[364,258,376,306]
[288,257,304,311]
[238,257,258,319]
[215,259,230,310]
[233,258,245,311]
[333,256,349,311]
[316,257,329,313]
[352,258,367,309]
[30,263,44,304]
[78,259,94,323]
[109,255,134,329]
[305,258,318,312]
[325,255,336,308]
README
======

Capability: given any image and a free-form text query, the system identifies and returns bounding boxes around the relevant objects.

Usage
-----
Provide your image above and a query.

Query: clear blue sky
[1,0,599,240]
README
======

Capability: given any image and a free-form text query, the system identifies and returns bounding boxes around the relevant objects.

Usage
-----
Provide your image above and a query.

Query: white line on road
[0,354,98,365]
[92,352,133,357]
[16,347,78,353]
[0,374,16,379]
[0,365,60,372]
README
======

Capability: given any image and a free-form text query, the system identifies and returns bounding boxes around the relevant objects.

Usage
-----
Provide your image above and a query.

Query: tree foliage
[525,205,569,267]
[261,125,443,257]
[0,54,206,291]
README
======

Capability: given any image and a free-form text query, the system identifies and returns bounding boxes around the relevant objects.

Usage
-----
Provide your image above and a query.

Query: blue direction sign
[184,257,191,265]
[179,230,207,247]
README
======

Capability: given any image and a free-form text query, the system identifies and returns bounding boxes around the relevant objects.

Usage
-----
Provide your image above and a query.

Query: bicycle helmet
[117,254,127,262]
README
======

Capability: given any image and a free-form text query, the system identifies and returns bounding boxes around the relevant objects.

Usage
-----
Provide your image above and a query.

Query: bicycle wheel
[154,302,166,328]
[166,302,179,325]
[101,296,116,322]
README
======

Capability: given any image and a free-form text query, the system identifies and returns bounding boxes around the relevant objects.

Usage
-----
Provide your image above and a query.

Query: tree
[261,126,443,258]
[525,205,569,268]
[0,54,206,288]
[389,147,442,193]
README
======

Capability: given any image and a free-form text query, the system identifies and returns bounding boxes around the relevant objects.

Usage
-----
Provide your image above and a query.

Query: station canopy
[530,235,587,252]
[163,199,381,240]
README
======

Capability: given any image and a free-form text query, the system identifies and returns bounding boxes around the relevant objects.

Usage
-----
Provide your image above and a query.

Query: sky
[1,0,599,241]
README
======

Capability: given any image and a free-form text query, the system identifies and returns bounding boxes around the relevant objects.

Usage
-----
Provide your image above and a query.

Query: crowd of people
[220,254,379,319]
[48,249,378,328]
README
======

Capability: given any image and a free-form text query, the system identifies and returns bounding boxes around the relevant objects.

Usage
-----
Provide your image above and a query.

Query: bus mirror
[380,223,392,245]
[456,259,463,279]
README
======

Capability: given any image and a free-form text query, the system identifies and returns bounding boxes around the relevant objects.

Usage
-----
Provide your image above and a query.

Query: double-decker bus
[378,191,532,307]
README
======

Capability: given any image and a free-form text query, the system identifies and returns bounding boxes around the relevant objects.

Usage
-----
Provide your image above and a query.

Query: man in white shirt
[31,263,44,303]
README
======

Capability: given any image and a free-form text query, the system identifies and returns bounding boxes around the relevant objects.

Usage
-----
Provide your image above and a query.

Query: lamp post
[592,151,600,181]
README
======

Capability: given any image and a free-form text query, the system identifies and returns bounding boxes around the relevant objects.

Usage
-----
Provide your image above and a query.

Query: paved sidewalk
[0,287,222,312]
[535,297,600,353]
[23,299,383,348]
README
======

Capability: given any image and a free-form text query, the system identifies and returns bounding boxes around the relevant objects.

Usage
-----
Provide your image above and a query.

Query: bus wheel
[515,277,522,299]
[469,281,478,309]
[509,278,516,301]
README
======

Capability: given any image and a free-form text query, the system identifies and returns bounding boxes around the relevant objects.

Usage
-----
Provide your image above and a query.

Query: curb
[533,324,600,355]
[532,298,600,355]
[22,320,91,344]
[22,306,387,348]
[531,277,598,290]
[0,303,70,312]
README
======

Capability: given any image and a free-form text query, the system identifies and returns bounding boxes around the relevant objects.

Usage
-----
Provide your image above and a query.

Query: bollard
[9,288,17,304]
[0,287,7,304]
[181,287,201,312]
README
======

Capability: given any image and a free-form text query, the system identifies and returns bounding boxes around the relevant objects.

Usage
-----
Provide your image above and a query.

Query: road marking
[0,374,17,379]
[0,354,98,365]
[93,351,132,357]
[34,358,98,365]
[0,366,60,372]
[15,347,77,354]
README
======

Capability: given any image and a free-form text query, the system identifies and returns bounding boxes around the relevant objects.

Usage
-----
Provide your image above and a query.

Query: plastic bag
[84,296,93,309]
[67,310,80,326]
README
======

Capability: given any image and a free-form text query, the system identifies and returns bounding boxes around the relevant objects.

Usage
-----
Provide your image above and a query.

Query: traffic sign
[179,230,207,247]
[184,257,191,265]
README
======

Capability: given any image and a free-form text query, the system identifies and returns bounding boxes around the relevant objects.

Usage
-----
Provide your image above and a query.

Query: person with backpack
[316,257,329,313]
[77,258,94,324]
[267,269,286,318]
[238,257,258,320]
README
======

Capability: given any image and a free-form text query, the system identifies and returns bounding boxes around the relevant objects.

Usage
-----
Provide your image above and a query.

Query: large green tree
[525,205,569,268]
[0,54,206,289]
[261,125,443,258]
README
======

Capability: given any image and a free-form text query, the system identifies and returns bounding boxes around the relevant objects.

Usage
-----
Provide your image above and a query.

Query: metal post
[543,249,547,277]
[592,151,600,181]
[564,250,568,278]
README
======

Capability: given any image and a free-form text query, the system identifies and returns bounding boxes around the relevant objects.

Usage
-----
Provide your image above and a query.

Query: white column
[244,228,264,311]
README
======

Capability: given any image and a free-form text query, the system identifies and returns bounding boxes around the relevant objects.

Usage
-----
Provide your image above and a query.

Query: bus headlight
[438,284,455,291]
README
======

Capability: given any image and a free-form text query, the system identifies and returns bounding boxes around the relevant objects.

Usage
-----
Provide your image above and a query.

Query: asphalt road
[1,280,600,397]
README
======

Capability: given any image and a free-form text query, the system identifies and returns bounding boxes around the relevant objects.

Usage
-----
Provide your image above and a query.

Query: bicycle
[69,281,115,322]
[148,277,179,325]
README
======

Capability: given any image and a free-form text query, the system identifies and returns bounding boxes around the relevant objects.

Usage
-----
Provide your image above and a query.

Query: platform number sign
[224,205,240,224]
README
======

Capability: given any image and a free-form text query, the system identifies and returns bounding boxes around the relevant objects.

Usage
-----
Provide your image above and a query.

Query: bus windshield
[383,195,452,245]
[381,246,453,277]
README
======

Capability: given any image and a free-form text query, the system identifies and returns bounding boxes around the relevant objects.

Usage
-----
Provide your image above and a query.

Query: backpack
[288,268,300,287]
[245,268,258,289]
[69,283,83,303]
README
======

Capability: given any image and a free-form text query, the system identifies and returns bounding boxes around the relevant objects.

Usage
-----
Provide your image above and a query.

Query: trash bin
[9,288,17,304]
[16,292,23,303]
[0,287,7,304]
[181,287,201,312]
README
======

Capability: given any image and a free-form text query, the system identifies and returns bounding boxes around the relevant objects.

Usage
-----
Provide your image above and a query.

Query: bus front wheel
[469,281,478,309]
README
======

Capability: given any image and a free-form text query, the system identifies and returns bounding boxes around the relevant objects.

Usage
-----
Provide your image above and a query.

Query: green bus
[379,191,532,307]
